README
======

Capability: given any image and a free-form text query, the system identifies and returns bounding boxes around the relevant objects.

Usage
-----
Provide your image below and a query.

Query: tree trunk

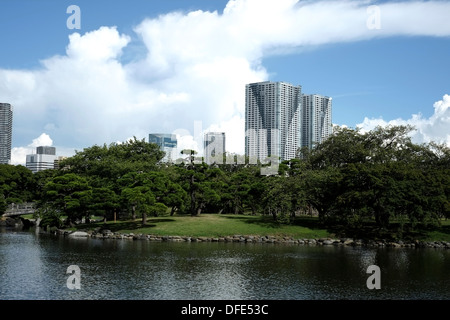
[317,208,325,224]
[374,200,390,228]
[250,204,256,215]
[189,173,196,216]
[271,209,277,221]
[142,212,147,225]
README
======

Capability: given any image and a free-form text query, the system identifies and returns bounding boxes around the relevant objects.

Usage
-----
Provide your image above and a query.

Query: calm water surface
[1,228,449,300]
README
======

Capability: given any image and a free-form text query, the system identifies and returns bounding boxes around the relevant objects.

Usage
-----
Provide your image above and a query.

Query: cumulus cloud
[11,133,53,165]
[3,0,450,165]
[357,94,450,146]
[30,133,53,147]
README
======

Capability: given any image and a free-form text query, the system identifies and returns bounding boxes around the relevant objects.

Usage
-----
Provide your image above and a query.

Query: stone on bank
[68,231,89,238]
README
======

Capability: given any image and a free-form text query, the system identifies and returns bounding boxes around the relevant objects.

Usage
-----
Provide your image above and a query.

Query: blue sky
[265,36,450,120]
[1,0,450,164]
[0,0,230,68]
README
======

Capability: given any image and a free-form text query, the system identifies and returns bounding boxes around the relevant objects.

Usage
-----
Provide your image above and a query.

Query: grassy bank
[76,214,330,239]
[73,214,450,242]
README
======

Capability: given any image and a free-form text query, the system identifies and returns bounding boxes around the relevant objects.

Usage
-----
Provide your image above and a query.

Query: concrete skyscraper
[0,103,13,164]
[204,132,226,164]
[301,94,332,149]
[245,81,302,162]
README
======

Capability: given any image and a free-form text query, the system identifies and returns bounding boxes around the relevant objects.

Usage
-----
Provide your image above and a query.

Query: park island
[2,126,449,245]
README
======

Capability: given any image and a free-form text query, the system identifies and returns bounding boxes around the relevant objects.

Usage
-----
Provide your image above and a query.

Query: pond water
[1,228,449,301]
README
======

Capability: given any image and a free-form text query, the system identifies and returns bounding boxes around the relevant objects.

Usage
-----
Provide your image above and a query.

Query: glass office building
[149,133,178,162]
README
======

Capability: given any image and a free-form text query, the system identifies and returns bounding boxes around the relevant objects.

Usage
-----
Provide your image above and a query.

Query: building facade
[26,146,57,173]
[204,132,226,164]
[0,103,13,164]
[245,81,302,162]
[54,156,68,170]
[149,133,178,162]
[301,94,333,149]
[245,82,332,161]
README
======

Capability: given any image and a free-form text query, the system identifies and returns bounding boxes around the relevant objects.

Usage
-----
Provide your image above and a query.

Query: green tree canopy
[42,173,91,225]
[60,137,165,185]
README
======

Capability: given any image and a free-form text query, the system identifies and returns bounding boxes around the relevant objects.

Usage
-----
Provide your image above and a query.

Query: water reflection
[0,232,53,299]
[1,230,449,300]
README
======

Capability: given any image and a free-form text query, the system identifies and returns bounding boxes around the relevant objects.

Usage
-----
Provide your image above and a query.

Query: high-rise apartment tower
[0,103,13,164]
[245,82,332,161]
[245,81,302,162]
[301,94,332,149]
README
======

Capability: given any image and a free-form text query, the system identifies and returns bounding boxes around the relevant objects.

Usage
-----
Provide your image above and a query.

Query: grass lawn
[77,214,332,239]
[72,214,450,242]
[418,219,450,242]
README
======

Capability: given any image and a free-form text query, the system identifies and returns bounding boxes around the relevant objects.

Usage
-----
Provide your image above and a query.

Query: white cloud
[356,94,450,146]
[30,133,53,147]
[10,147,31,166]
[65,26,131,62]
[204,116,246,155]
[11,133,54,166]
[2,0,450,162]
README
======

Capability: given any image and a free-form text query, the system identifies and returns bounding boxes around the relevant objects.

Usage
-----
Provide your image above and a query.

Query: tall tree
[42,173,91,226]
[158,164,188,215]
[118,171,170,224]
[90,187,119,223]
[0,164,36,207]
[178,149,208,216]
[121,186,155,225]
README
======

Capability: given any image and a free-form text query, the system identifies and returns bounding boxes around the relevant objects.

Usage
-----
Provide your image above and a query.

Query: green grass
[67,213,450,242]
[416,219,450,242]
[77,214,331,239]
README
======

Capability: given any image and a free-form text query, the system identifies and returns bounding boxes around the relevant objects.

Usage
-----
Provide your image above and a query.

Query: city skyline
[1,0,450,165]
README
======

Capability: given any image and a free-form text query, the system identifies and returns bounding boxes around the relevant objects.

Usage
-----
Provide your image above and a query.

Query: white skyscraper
[245,82,333,162]
[245,81,302,162]
[301,94,332,149]
[204,132,226,164]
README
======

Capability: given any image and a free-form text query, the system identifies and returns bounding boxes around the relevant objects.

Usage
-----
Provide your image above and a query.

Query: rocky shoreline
[2,216,448,249]
[59,229,450,249]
